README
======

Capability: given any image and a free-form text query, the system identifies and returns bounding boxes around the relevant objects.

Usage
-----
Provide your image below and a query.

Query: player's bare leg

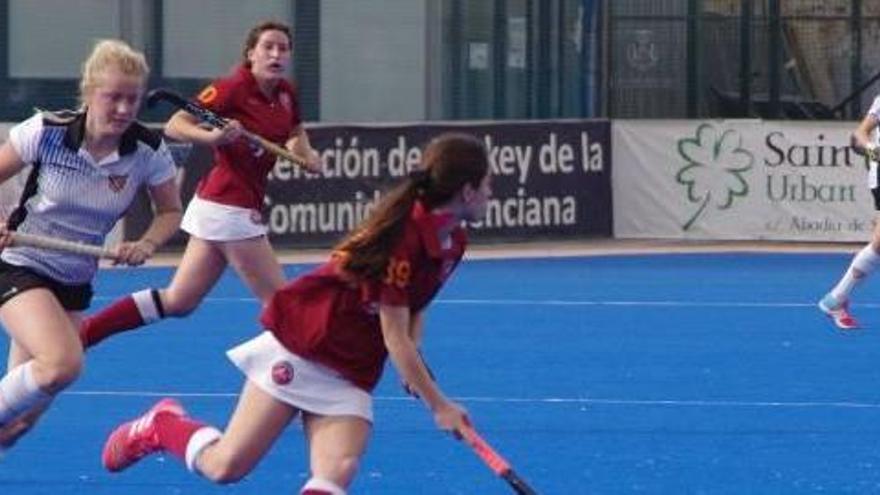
[819,213,880,329]
[192,380,297,482]
[302,413,371,492]
[0,290,81,448]
[221,235,286,304]
[159,237,228,316]
[0,310,82,448]
[0,341,46,449]
[80,237,228,347]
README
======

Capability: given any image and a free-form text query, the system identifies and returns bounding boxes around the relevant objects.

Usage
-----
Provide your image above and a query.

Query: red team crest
[271,361,294,385]
[108,174,128,192]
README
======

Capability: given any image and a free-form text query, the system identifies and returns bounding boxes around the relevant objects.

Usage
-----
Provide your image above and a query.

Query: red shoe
[818,294,860,330]
[102,398,186,472]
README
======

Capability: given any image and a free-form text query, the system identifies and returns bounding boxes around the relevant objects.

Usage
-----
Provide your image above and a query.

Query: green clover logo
[676,123,754,230]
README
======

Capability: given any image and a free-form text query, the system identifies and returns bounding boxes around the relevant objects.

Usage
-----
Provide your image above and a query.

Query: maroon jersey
[194,64,302,209]
[261,202,467,391]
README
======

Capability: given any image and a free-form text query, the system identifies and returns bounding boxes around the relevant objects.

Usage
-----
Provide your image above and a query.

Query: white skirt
[181,195,268,241]
[227,331,374,422]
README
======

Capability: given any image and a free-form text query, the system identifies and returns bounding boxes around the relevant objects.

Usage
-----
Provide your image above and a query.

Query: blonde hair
[79,39,149,107]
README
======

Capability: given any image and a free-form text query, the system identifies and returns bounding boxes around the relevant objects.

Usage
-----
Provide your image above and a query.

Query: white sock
[184,426,222,473]
[301,477,347,495]
[0,362,51,425]
[132,289,165,323]
[831,245,880,301]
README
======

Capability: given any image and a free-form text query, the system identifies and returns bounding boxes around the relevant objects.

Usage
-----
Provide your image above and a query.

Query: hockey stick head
[146,88,188,109]
[502,469,539,495]
[145,88,226,128]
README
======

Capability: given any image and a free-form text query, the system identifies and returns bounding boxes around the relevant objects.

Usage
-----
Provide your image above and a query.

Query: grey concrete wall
[320,0,428,122]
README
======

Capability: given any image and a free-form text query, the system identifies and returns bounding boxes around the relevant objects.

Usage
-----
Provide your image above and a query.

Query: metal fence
[2,0,877,122]
[607,0,880,120]
[0,0,603,123]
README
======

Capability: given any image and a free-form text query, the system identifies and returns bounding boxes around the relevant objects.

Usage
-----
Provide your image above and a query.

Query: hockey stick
[9,232,118,259]
[411,354,538,493]
[458,424,539,494]
[145,88,309,168]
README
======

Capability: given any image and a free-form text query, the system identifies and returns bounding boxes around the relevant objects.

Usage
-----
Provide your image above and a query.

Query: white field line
[91,296,875,309]
[62,391,880,410]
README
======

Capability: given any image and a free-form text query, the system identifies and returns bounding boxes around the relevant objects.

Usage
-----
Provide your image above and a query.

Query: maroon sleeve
[194,75,237,115]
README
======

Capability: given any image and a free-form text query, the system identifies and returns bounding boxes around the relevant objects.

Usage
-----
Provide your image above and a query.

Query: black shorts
[0,261,93,311]
[872,186,880,211]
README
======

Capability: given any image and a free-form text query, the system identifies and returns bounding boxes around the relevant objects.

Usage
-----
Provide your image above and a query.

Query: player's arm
[381,305,439,405]
[409,311,436,379]
[0,143,26,249]
[164,110,243,148]
[380,304,468,432]
[0,142,26,186]
[852,114,880,160]
[285,125,322,172]
[401,311,435,397]
[140,178,183,248]
[409,310,425,344]
[114,178,182,266]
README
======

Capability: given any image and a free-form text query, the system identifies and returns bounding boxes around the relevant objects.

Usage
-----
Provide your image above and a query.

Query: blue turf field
[4,252,880,494]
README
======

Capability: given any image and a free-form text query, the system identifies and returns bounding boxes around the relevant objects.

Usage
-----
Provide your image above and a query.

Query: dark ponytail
[334,133,488,280]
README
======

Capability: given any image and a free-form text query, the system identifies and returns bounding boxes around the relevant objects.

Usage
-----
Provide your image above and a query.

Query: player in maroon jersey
[79,21,322,348]
[101,133,491,495]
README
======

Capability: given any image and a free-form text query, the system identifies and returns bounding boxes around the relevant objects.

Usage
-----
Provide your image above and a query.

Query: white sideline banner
[613,119,873,242]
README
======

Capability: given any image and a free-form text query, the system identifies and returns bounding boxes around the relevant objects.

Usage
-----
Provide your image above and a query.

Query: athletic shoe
[102,398,186,472]
[818,294,860,330]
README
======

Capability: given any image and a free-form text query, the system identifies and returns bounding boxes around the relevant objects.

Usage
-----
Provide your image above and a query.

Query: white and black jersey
[3,111,176,285]
[868,96,880,191]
